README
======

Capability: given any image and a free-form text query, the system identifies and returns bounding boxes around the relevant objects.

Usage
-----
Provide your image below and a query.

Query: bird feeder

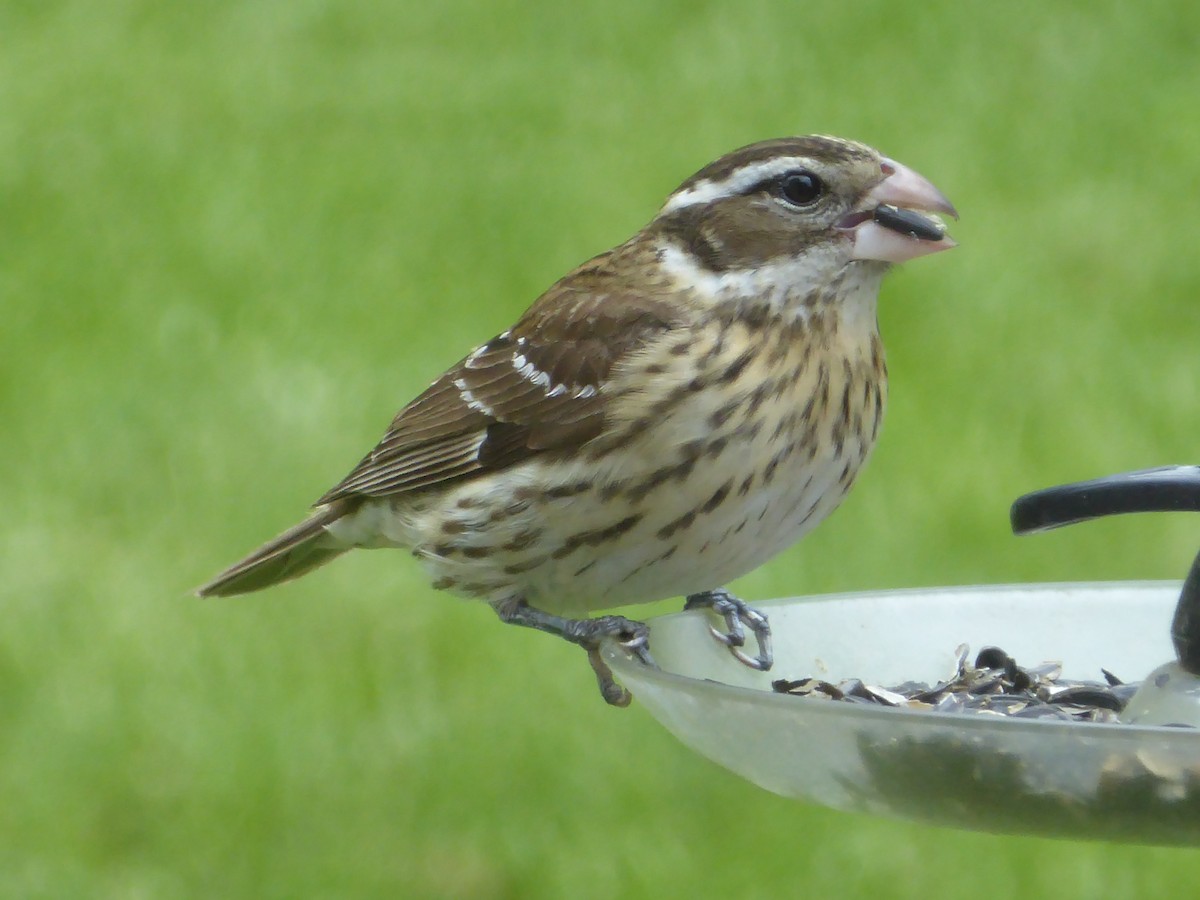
[602,466,1200,845]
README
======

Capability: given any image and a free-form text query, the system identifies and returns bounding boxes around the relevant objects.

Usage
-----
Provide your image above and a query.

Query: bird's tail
[195,501,354,597]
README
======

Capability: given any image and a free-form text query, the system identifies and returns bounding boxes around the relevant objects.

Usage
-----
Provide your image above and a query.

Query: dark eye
[778,171,823,206]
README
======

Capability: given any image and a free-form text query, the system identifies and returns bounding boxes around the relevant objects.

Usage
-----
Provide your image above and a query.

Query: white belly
[524,427,861,611]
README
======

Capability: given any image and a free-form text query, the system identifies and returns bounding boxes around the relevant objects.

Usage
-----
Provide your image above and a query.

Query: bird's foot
[494,599,655,707]
[684,588,773,671]
[574,615,656,707]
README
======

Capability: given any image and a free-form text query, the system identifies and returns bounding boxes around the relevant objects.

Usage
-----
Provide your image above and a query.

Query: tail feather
[195,502,353,597]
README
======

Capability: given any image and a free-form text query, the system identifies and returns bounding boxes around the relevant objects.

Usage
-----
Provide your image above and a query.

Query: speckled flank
[372,262,887,615]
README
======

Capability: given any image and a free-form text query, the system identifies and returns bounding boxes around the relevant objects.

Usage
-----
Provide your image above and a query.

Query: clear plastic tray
[602,582,1200,844]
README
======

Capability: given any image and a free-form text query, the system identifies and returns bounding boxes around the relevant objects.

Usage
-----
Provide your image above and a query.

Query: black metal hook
[1010,466,1200,674]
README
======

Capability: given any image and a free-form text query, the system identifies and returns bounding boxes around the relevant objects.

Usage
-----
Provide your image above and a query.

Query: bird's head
[649,135,956,302]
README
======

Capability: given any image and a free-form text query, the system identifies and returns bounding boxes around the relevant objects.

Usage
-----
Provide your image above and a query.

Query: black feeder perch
[1012,465,1200,723]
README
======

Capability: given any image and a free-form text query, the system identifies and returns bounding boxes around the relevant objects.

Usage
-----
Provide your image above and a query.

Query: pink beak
[846,157,958,264]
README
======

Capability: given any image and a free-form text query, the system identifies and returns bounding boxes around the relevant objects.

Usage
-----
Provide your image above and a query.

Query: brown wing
[316,250,683,505]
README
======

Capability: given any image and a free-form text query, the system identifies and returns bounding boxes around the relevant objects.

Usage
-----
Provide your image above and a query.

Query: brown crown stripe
[673,137,874,194]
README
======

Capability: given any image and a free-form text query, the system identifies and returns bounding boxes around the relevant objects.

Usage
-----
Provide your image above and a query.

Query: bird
[197,135,957,706]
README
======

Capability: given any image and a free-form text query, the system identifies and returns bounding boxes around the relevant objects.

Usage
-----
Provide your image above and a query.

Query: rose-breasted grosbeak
[197,136,956,706]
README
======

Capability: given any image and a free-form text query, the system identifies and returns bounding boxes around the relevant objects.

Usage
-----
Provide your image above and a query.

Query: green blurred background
[4,0,1200,896]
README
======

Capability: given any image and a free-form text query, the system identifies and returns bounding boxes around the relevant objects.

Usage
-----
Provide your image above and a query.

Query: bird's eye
[778,171,823,206]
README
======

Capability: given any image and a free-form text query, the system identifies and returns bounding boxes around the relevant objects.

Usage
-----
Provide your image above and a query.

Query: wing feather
[316,249,683,505]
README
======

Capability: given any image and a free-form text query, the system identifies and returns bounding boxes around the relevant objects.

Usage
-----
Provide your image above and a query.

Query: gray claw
[729,640,773,671]
[707,623,735,647]
[619,631,657,669]
[686,589,773,671]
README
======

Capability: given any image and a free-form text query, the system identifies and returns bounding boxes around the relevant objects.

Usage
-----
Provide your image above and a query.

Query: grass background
[4,0,1200,896]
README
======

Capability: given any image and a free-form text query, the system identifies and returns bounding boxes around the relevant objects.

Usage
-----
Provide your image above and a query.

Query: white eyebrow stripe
[660,157,816,213]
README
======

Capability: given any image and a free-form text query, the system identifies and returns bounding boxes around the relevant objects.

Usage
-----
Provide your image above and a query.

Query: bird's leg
[684,588,773,671]
[493,598,656,707]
